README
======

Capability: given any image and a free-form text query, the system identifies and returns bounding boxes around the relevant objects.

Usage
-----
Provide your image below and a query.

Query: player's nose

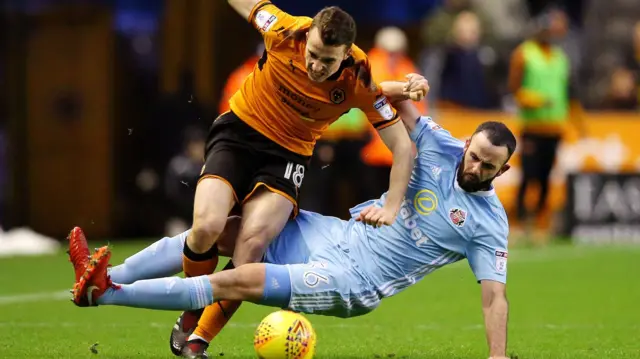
[310,62,323,73]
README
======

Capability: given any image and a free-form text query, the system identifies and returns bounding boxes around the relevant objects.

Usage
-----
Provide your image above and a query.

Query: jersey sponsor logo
[449,208,467,227]
[330,87,346,104]
[277,85,321,119]
[413,189,438,215]
[495,249,508,274]
[255,10,277,32]
[398,197,430,247]
[373,96,395,121]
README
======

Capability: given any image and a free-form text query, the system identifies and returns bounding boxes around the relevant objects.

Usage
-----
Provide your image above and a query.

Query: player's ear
[497,164,511,177]
[464,138,471,150]
[345,47,352,60]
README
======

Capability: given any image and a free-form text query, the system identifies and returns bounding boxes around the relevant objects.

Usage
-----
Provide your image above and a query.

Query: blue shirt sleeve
[466,219,509,284]
[409,116,464,157]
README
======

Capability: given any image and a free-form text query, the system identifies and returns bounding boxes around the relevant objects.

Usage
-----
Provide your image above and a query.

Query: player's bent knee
[189,216,227,252]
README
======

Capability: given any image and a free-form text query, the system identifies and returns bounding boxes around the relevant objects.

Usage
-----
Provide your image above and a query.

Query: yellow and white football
[253,310,316,359]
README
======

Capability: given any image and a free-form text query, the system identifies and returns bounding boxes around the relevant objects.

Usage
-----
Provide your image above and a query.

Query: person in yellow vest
[508,7,586,236]
[360,27,427,197]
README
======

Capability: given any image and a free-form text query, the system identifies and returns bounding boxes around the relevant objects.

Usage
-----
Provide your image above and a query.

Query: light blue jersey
[263,116,510,318]
[349,116,510,296]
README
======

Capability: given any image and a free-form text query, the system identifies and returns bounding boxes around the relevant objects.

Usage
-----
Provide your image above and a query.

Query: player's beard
[456,162,495,193]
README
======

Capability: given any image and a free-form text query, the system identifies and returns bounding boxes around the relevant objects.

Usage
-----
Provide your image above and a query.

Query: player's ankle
[187,334,210,344]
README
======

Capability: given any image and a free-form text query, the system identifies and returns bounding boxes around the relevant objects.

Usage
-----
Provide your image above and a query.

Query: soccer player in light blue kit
[69,86,515,359]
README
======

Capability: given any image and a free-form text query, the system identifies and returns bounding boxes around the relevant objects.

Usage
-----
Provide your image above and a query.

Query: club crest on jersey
[449,208,467,227]
[495,250,508,273]
[330,87,346,104]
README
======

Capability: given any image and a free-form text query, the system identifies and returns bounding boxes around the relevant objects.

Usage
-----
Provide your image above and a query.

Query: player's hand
[403,73,429,102]
[355,205,396,228]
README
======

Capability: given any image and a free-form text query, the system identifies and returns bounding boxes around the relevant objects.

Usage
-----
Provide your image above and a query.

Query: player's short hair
[472,121,517,162]
[310,6,356,48]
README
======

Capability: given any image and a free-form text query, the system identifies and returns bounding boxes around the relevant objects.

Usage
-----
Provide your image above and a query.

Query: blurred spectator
[163,126,205,236]
[618,21,640,110]
[359,26,426,199]
[470,0,529,44]
[602,68,638,110]
[420,0,495,48]
[219,43,265,115]
[425,11,500,109]
[509,7,587,235]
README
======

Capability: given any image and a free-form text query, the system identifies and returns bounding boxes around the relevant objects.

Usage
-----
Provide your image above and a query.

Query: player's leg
[75,248,349,318]
[516,132,538,224]
[107,230,188,284]
[183,177,234,277]
[186,148,308,354]
[172,113,258,356]
[534,135,560,215]
[185,187,294,354]
[73,249,288,311]
[106,217,241,284]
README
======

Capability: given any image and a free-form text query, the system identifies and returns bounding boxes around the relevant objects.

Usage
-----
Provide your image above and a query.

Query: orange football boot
[71,246,118,307]
[67,227,91,282]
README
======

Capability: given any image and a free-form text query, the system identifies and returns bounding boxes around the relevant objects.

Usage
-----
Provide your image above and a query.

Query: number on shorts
[303,271,329,288]
[284,162,305,188]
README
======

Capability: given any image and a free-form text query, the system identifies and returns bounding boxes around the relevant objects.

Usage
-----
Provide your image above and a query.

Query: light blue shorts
[263,210,381,318]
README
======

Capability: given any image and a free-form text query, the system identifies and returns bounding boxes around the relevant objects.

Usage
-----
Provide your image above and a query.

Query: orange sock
[182,243,219,277]
[193,300,242,342]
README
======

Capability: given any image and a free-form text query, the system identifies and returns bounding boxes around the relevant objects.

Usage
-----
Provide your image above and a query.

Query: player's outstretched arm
[392,100,422,133]
[228,0,261,20]
[481,280,509,359]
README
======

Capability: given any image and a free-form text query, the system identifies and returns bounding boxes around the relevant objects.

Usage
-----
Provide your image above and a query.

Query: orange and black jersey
[229,0,399,156]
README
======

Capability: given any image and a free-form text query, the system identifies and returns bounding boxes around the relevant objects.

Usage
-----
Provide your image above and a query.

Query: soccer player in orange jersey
[68,1,425,358]
[167,2,422,357]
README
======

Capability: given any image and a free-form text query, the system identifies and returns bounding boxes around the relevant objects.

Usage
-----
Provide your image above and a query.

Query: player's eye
[309,51,319,59]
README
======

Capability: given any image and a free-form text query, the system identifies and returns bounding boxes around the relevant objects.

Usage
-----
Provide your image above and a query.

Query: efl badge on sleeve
[374,96,394,120]
[495,250,508,274]
[255,10,277,32]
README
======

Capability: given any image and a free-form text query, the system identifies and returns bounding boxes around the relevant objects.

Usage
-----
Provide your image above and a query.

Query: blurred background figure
[360,26,426,197]
[218,43,265,115]
[508,7,586,239]
[163,126,206,236]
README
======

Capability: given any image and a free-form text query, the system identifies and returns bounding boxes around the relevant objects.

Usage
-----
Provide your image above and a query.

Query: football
[253,310,316,359]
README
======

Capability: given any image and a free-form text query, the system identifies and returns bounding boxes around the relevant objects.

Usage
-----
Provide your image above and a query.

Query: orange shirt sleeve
[247,1,307,50]
[352,56,400,131]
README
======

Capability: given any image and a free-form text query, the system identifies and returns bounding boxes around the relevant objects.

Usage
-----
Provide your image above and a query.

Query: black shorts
[199,111,310,215]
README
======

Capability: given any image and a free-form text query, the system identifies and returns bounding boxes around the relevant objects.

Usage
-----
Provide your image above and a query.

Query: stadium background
[0,1,639,358]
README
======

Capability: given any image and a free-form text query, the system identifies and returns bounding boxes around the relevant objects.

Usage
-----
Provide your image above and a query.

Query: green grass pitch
[0,241,638,358]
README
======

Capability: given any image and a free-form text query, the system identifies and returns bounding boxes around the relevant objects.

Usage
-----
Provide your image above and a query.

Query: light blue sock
[108,230,189,284]
[97,275,213,311]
